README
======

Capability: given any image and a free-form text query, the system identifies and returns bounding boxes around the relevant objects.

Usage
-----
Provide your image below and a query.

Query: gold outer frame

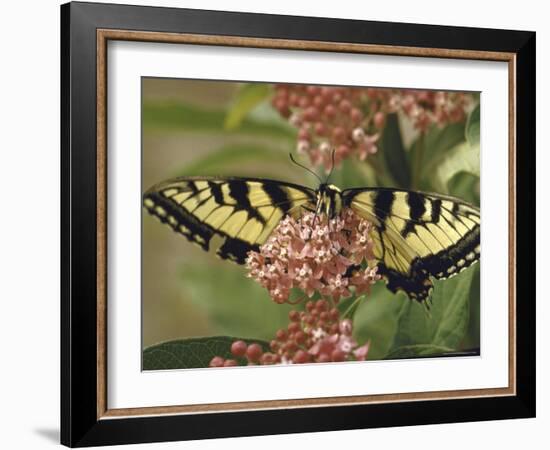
[96,29,516,420]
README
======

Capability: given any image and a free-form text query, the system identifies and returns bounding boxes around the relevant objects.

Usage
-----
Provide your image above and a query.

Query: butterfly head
[288,151,343,218]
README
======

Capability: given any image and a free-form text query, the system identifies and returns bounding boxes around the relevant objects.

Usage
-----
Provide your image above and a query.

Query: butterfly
[143,175,480,302]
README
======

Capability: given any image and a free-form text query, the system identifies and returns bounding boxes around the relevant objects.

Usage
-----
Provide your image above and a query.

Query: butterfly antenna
[289,153,322,239]
[289,153,323,184]
[325,149,336,183]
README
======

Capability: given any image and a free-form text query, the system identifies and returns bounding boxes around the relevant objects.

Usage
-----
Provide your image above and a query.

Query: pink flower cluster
[272,84,472,173]
[209,300,370,367]
[245,209,381,304]
[367,88,470,133]
[272,84,380,173]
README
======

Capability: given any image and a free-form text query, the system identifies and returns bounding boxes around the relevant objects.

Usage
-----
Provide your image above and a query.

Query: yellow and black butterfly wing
[343,188,480,302]
[143,176,316,264]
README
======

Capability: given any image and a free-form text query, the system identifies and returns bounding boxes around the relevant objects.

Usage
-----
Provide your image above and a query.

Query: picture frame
[60,1,535,447]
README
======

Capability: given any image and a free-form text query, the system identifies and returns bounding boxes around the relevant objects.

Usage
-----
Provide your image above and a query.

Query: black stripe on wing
[227,180,267,225]
[144,188,262,264]
[144,190,217,252]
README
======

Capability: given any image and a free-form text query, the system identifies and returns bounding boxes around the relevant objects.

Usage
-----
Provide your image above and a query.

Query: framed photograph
[61,1,535,447]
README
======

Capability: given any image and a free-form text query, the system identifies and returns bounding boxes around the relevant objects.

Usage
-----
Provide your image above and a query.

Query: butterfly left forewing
[144,176,316,264]
[344,188,480,302]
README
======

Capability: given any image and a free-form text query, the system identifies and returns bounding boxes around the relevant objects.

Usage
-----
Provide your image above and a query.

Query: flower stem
[342,295,365,319]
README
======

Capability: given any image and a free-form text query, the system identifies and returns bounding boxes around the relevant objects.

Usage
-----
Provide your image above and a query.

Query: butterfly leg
[299,205,318,240]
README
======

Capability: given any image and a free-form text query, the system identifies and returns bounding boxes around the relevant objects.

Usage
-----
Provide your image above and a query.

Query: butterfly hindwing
[344,188,480,302]
[144,176,316,264]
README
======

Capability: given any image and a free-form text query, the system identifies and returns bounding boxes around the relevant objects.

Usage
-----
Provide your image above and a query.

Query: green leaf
[389,265,477,355]
[465,103,480,147]
[461,262,481,349]
[411,122,467,188]
[224,84,272,130]
[247,100,294,128]
[432,141,480,194]
[179,261,297,341]
[143,336,269,370]
[366,154,399,188]
[352,282,408,360]
[386,344,454,359]
[426,122,467,161]
[174,144,288,177]
[390,302,432,348]
[380,113,411,188]
[333,158,375,189]
[430,268,476,348]
[142,101,294,139]
[447,171,480,206]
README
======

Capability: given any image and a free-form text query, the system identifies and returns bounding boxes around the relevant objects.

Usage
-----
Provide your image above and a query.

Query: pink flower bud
[209,356,225,368]
[231,340,248,357]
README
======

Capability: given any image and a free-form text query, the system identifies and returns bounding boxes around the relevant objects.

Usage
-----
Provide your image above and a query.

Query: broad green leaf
[333,158,375,189]
[424,122,466,162]
[179,261,297,341]
[461,262,481,350]
[466,103,480,147]
[430,267,476,348]
[447,171,480,206]
[380,113,411,188]
[432,141,480,194]
[411,122,467,189]
[366,154,399,188]
[352,282,408,360]
[386,344,454,359]
[389,265,477,356]
[175,144,289,177]
[143,336,269,370]
[337,295,364,319]
[224,84,272,130]
[142,101,294,139]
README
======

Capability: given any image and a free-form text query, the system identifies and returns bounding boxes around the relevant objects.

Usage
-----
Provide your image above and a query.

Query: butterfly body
[144,176,480,302]
[315,183,343,218]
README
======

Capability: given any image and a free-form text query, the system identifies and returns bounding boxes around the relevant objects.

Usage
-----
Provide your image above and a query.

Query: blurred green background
[142,78,305,349]
[141,78,480,363]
